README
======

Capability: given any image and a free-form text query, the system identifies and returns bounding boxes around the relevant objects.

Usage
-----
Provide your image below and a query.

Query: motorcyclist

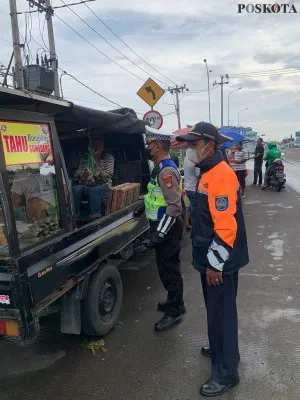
[261,142,281,190]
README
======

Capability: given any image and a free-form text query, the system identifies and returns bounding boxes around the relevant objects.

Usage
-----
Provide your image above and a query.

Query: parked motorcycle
[268,159,286,192]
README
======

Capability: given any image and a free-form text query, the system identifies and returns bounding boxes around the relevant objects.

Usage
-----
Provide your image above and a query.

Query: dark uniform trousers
[201,271,240,385]
[253,162,263,185]
[150,216,184,316]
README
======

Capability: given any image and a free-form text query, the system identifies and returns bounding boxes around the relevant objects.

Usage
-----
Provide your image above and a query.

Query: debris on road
[81,339,108,355]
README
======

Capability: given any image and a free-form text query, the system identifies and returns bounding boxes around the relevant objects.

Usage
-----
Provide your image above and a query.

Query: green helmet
[268,141,277,149]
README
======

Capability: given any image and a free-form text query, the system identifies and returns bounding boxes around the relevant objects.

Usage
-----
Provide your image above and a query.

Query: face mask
[146,143,160,160]
[186,148,198,164]
[146,148,153,160]
[187,142,211,164]
[196,142,212,163]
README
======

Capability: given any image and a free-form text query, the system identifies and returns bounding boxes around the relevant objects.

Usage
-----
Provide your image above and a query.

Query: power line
[66,97,121,108]
[188,85,218,93]
[162,111,177,117]
[0,37,12,44]
[58,68,123,108]
[230,66,300,75]
[18,0,95,14]
[65,97,152,116]
[83,2,178,86]
[38,11,49,51]
[24,7,48,59]
[60,0,169,87]
[229,67,300,78]
[54,13,145,82]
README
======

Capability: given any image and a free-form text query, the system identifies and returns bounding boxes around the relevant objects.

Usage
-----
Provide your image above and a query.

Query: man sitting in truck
[72,137,114,218]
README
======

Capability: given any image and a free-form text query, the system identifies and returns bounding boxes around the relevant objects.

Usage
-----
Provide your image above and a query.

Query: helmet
[268,141,277,149]
[273,158,282,165]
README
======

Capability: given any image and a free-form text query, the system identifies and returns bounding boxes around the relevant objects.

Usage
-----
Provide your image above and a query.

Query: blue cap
[176,122,231,144]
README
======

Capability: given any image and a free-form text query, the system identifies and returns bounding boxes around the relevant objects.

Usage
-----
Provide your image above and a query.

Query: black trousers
[150,217,184,316]
[235,170,246,189]
[253,163,263,185]
[201,272,240,385]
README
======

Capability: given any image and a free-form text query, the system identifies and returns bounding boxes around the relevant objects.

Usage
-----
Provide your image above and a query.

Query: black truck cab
[0,88,150,342]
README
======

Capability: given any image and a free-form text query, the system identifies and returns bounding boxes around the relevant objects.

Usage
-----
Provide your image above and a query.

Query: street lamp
[204,59,212,123]
[228,87,242,126]
[238,108,248,126]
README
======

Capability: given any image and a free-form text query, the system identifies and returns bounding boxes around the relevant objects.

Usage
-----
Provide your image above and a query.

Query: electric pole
[26,0,94,98]
[9,0,24,89]
[45,0,60,97]
[203,59,212,123]
[213,75,229,128]
[167,84,189,160]
[167,84,189,130]
[26,0,60,97]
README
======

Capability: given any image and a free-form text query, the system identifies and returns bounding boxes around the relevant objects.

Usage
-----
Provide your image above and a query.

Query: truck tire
[82,263,123,336]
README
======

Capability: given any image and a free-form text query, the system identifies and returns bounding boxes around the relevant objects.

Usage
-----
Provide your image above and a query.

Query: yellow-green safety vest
[144,159,182,221]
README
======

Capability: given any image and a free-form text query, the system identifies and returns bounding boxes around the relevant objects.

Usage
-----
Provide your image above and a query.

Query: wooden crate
[106,183,140,215]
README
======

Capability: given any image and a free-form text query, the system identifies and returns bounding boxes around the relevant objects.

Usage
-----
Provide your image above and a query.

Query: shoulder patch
[203,183,208,189]
[162,173,173,188]
[215,195,228,211]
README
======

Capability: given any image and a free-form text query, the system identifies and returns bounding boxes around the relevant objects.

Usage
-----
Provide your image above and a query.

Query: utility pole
[168,84,189,161]
[45,0,60,97]
[9,0,24,89]
[26,0,94,98]
[167,84,189,130]
[26,0,60,97]
[213,75,229,128]
[203,59,212,123]
[175,89,181,130]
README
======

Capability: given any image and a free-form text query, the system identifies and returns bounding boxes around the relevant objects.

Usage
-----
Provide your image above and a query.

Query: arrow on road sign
[137,78,165,107]
[145,86,156,100]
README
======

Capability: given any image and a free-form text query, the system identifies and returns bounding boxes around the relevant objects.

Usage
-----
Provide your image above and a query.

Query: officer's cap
[145,126,175,144]
[176,122,231,144]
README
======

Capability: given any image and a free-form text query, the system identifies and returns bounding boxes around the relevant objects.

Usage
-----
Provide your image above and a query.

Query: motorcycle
[268,159,286,192]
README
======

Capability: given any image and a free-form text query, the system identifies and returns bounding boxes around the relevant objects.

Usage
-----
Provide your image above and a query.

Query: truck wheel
[82,264,123,336]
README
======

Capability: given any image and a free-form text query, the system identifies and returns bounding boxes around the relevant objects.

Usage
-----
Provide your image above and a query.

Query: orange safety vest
[191,151,249,275]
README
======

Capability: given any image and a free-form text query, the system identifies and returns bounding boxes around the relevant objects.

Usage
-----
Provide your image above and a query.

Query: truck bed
[0,200,148,338]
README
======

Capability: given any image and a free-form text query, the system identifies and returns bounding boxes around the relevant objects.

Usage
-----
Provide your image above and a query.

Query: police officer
[177,122,249,397]
[144,126,185,332]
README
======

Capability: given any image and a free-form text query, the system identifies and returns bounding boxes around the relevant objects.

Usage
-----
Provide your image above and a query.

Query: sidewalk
[1,182,300,400]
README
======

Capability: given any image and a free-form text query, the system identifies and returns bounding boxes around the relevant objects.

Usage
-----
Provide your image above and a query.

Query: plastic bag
[86,148,97,173]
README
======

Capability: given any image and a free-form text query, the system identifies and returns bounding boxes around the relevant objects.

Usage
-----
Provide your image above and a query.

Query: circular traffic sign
[143,110,163,130]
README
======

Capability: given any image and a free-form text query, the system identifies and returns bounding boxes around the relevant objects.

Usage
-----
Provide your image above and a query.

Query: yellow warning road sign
[137,78,165,107]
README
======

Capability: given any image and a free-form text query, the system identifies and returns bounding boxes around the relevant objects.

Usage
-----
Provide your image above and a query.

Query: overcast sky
[1,0,300,139]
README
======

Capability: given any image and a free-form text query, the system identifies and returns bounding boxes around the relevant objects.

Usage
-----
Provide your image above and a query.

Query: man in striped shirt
[230,142,248,197]
[73,138,114,218]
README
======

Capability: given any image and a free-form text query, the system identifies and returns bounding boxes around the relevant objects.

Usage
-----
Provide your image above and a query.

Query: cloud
[0,0,299,138]
[255,51,295,65]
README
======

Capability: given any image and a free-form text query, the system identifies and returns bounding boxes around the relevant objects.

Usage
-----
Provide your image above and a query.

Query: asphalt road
[282,147,300,163]
[1,176,300,400]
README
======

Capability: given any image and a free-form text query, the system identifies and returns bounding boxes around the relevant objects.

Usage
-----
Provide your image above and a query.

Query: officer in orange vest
[177,122,249,398]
